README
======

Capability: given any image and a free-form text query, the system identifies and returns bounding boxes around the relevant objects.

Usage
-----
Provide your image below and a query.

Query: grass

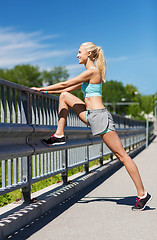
[0,156,110,208]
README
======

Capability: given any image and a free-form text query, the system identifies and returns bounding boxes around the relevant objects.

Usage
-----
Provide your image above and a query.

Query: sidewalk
[3,137,157,240]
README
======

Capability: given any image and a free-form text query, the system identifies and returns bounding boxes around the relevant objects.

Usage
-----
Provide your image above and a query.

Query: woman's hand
[30,87,41,92]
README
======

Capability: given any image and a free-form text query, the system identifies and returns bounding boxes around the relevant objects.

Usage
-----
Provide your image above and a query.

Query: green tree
[0,68,12,81]
[42,66,69,85]
[0,65,70,88]
[124,84,140,102]
[102,80,125,103]
[123,84,143,118]
[127,104,144,120]
[72,88,84,101]
[102,80,126,113]
[42,66,84,99]
[140,95,154,114]
[0,64,43,87]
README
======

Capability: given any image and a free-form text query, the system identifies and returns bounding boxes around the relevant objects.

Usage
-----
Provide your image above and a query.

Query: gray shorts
[86,108,116,136]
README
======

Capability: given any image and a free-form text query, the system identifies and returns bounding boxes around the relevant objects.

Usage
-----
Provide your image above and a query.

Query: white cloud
[107,56,130,62]
[0,27,74,68]
[66,64,84,71]
[65,64,85,79]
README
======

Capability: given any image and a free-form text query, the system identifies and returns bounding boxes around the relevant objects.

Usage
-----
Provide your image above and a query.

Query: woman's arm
[31,70,92,92]
[41,83,82,94]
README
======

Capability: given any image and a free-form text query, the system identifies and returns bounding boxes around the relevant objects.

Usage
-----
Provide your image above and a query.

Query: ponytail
[81,42,106,82]
[96,47,106,82]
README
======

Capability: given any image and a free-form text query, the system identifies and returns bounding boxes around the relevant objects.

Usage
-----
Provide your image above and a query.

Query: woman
[31,42,151,211]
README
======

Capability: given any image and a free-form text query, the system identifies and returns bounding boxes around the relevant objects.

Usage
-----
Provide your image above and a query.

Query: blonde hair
[81,42,106,82]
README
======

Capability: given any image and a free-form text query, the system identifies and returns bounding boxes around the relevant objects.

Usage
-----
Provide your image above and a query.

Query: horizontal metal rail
[0,78,154,203]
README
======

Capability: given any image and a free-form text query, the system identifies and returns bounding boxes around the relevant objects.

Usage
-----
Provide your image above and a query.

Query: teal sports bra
[81,81,102,98]
[81,67,102,98]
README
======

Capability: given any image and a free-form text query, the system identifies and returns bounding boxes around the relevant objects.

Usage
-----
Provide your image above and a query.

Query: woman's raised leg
[55,92,88,136]
[101,130,145,197]
[43,92,88,146]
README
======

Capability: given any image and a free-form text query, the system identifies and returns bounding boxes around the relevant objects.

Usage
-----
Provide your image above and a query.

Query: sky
[0,0,157,95]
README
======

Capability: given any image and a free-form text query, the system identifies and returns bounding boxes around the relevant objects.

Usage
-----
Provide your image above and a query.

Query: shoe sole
[140,195,152,211]
[42,140,66,147]
[132,195,152,211]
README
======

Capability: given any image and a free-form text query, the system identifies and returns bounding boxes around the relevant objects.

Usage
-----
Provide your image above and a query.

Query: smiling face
[77,45,89,64]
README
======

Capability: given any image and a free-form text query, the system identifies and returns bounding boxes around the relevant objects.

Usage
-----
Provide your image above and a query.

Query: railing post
[21,91,31,124]
[84,146,89,173]
[21,156,32,203]
[21,91,32,203]
[146,115,149,148]
[99,143,103,166]
[110,153,113,161]
[132,136,135,149]
[61,150,68,184]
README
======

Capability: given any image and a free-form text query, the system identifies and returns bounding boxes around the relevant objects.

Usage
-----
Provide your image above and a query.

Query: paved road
[5,138,157,240]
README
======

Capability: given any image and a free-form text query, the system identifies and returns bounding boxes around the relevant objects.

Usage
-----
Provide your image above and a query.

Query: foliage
[124,84,139,102]
[42,66,69,85]
[140,95,154,114]
[102,80,125,103]
[0,65,69,88]
[127,104,145,120]
[102,80,124,114]
[123,84,142,117]
[0,65,43,87]
[101,80,155,119]
[102,81,141,116]
[72,88,84,101]
[0,194,12,207]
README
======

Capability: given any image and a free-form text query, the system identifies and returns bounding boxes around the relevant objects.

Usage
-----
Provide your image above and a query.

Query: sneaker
[42,134,66,146]
[132,192,152,211]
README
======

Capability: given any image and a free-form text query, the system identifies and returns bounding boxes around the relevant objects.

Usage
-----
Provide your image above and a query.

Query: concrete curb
[0,140,152,239]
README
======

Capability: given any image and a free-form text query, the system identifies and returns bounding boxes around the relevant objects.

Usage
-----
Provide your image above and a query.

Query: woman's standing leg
[101,130,145,197]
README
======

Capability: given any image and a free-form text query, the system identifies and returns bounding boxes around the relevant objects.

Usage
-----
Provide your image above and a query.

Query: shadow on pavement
[78,195,155,210]
[3,162,155,240]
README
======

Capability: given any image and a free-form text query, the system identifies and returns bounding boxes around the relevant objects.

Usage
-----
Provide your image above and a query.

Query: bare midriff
[84,96,105,110]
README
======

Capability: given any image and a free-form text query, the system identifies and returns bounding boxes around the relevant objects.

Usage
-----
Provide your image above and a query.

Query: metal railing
[0,78,154,203]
